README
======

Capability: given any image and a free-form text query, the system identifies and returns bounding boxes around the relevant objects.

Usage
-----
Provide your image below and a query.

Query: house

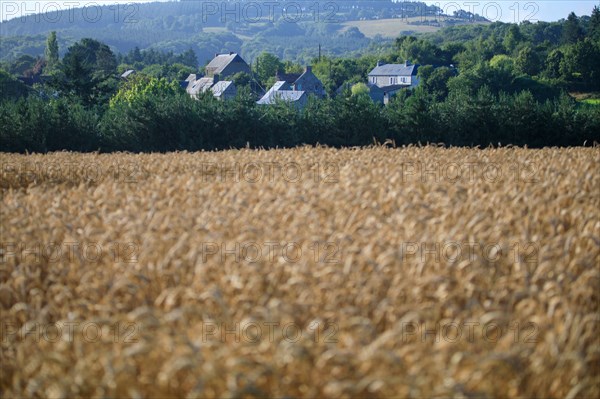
[257,65,326,108]
[257,81,307,109]
[368,60,420,101]
[210,81,237,101]
[187,76,216,97]
[204,52,251,78]
[367,83,385,104]
[184,73,198,85]
[276,72,301,85]
[186,74,236,101]
[179,74,198,89]
[273,66,325,98]
[290,66,326,98]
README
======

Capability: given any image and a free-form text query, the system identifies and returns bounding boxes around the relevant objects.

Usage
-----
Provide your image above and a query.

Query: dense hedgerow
[1,86,599,153]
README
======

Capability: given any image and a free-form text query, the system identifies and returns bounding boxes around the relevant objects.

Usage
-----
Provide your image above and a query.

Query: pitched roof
[368,63,419,76]
[187,77,215,96]
[292,66,326,97]
[257,81,293,104]
[185,73,198,82]
[205,53,246,75]
[276,72,301,84]
[378,84,409,92]
[211,81,235,97]
[368,83,384,93]
[295,69,314,83]
[121,69,135,79]
[257,89,306,105]
[271,81,291,91]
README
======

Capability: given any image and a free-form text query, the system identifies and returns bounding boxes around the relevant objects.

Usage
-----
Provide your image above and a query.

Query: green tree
[59,38,118,103]
[503,25,523,53]
[563,12,583,44]
[350,82,370,97]
[395,36,444,65]
[255,52,283,85]
[284,61,304,74]
[590,6,600,41]
[110,75,182,108]
[489,54,515,71]
[9,55,37,76]
[515,46,541,76]
[44,31,59,71]
[419,66,455,100]
[0,69,29,100]
[231,72,252,87]
[544,49,564,79]
[563,39,600,88]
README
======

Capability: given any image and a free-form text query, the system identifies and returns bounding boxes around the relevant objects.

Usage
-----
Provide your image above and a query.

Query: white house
[368,60,420,88]
[368,60,420,102]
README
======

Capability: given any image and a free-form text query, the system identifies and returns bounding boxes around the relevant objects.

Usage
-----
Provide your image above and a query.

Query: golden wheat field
[0,146,599,398]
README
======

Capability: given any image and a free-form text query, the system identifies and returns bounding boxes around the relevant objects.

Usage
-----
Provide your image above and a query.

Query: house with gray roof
[205,52,251,78]
[210,81,237,101]
[185,73,198,83]
[291,66,326,98]
[276,72,302,85]
[187,76,216,97]
[186,74,237,101]
[273,66,325,98]
[368,60,420,90]
[257,81,307,109]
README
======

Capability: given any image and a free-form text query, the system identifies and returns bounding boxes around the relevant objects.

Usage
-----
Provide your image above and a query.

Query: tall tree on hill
[45,31,59,71]
[503,25,523,53]
[515,46,541,76]
[590,6,600,41]
[563,12,583,44]
[60,38,117,103]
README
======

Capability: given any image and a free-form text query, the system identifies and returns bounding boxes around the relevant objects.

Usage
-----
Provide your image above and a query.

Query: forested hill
[0,0,487,64]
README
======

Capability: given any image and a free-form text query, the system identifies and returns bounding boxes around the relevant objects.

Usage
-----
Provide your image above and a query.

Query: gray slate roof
[368,63,419,76]
[257,89,306,105]
[211,81,235,97]
[187,77,215,96]
[276,72,302,84]
[271,81,291,91]
[205,53,245,75]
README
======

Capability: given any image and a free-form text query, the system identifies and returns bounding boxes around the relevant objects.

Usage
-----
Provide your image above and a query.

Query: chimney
[305,65,312,73]
[377,60,383,67]
[405,59,411,66]
[215,53,219,58]
[213,73,219,83]
[229,51,234,55]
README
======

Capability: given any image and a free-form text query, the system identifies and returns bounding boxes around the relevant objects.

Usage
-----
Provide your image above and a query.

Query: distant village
[120,52,422,108]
